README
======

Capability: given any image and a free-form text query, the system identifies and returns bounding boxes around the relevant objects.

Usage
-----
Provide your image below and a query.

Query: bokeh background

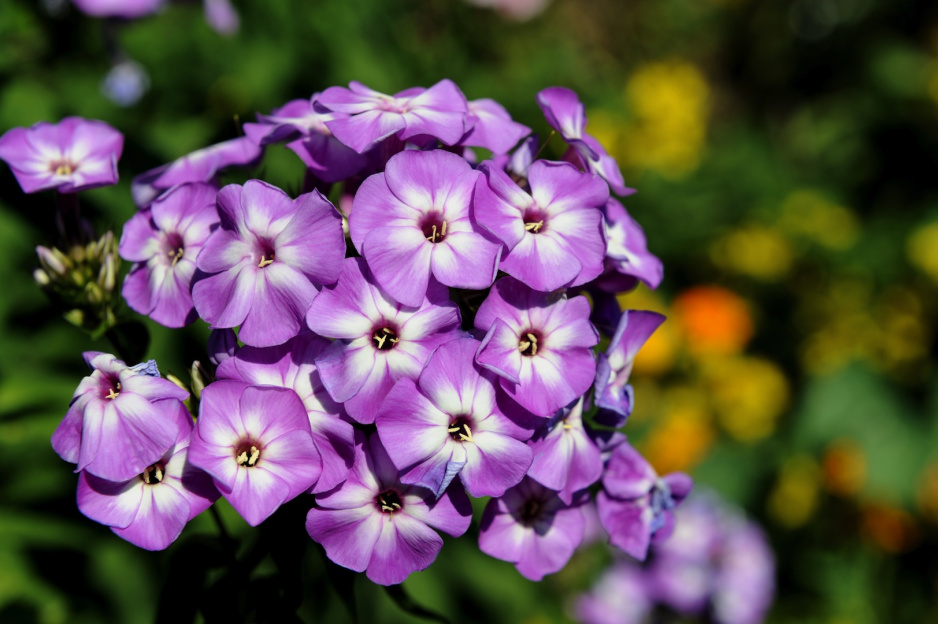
[2,0,938,622]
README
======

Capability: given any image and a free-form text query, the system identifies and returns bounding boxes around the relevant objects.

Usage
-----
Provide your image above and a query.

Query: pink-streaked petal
[306,257,381,339]
[195,380,248,448]
[476,318,523,384]
[77,473,143,529]
[362,226,432,308]
[514,505,585,580]
[223,463,291,526]
[52,399,87,464]
[348,174,422,252]
[404,484,472,537]
[191,263,255,329]
[258,429,322,498]
[238,385,311,443]
[602,441,659,500]
[498,230,581,292]
[326,110,406,154]
[460,432,532,497]
[376,378,450,471]
[273,189,344,285]
[596,492,653,561]
[239,262,316,347]
[366,514,443,586]
[112,483,190,551]
[430,230,501,291]
[316,342,376,404]
[307,506,382,572]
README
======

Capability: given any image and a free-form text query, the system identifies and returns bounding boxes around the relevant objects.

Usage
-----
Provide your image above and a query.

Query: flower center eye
[140,463,165,484]
[522,209,547,234]
[256,240,276,268]
[372,326,399,351]
[105,381,121,400]
[376,489,403,514]
[518,331,540,357]
[447,417,474,442]
[50,160,76,176]
[519,498,544,525]
[420,213,448,244]
[235,443,261,467]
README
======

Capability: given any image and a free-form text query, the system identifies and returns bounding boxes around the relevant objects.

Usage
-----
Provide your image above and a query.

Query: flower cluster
[2,80,689,582]
[575,492,776,624]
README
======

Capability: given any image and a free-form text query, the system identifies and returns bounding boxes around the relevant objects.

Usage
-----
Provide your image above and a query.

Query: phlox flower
[0,117,122,194]
[475,276,598,417]
[77,421,219,550]
[187,381,322,526]
[349,149,501,307]
[460,98,531,155]
[574,563,653,624]
[593,309,666,423]
[316,79,468,153]
[478,477,586,581]
[594,198,664,292]
[52,352,191,482]
[526,397,602,503]
[70,0,164,19]
[120,182,219,328]
[306,257,463,424]
[243,97,366,184]
[131,136,262,207]
[192,179,345,347]
[536,87,634,196]
[376,338,534,498]
[597,440,692,561]
[306,432,472,586]
[215,332,355,494]
[474,159,607,291]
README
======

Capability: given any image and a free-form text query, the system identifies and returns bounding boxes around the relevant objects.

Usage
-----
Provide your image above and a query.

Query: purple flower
[77,423,219,550]
[349,149,501,306]
[376,338,534,498]
[597,440,692,561]
[119,182,220,328]
[475,276,598,417]
[594,199,663,292]
[593,309,666,423]
[306,432,472,586]
[574,563,653,624]
[70,0,164,18]
[215,332,355,494]
[478,477,585,581]
[460,98,531,155]
[131,136,263,207]
[526,397,602,503]
[316,80,468,153]
[192,179,345,347]
[187,380,322,526]
[51,352,190,482]
[306,257,463,424]
[646,496,723,614]
[243,97,367,184]
[0,117,123,194]
[536,87,634,196]
[474,160,607,291]
[712,518,775,624]
[203,0,239,35]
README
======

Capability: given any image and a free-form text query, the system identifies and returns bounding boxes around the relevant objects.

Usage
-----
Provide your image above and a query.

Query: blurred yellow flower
[672,285,754,356]
[710,224,796,281]
[907,221,938,283]
[768,455,821,528]
[701,355,789,442]
[618,60,710,179]
[778,190,859,250]
[640,386,714,474]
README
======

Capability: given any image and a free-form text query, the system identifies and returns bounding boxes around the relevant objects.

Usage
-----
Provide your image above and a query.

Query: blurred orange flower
[672,285,754,356]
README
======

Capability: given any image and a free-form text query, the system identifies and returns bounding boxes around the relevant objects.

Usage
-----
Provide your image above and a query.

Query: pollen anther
[169,247,184,266]
[518,332,538,356]
[237,445,260,467]
[106,382,121,400]
[426,220,447,243]
[258,254,275,268]
[524,220,544,233]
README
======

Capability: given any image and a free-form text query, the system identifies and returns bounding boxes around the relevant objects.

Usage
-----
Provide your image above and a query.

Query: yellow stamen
[54,164,74,176]
[524,220,544,233]
[169,248,184,266]
[258,255,274,268]
[563,422,574,430]
[426,221,448,243]
[519,333,538,356]
[374,332,387,350]
[106,382,121,400]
